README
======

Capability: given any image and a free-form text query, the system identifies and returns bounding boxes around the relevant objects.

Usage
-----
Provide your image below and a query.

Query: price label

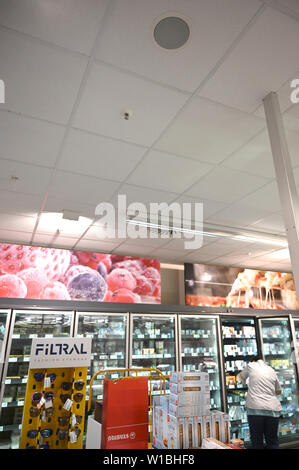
[5,379,11,384]
[2,403,7,408]
[9,358,17,362]
[12,335,20,339]
[17,401,24,406]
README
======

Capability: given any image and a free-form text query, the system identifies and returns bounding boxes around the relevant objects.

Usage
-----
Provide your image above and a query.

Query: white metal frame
[129,313,178,371]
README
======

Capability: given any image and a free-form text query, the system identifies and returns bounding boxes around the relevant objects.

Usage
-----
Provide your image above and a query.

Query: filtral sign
[29,337,92,369]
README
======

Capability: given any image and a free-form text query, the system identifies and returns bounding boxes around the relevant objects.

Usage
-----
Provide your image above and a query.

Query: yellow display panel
[20,366,88,449]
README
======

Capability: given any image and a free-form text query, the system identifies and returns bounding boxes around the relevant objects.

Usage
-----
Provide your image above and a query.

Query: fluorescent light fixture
[125,219,288,248]
[201,272,212,282]
[40,212,92,235]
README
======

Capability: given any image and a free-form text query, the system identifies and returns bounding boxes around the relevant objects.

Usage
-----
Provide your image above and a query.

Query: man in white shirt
[237,357,282,449]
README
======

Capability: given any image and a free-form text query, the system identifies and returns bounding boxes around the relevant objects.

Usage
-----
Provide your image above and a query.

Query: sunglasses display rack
[19,365,87,449]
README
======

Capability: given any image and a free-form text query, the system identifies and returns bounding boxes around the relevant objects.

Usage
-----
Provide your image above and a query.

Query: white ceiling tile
[75,238,121,252]
[0,189,43,216]
[221,130,276,179]
[110,184,178,208]
[0,111,65,167]
[58,129,147,181]
[199,7,299,112]
[112,242,156,257]
[45,196,96,220]
[73,61,189,146]
[48,170,119,206]
[147,247,182,261]
[175,195,227,220]
[0,159,52,195]
[0,28,87,124]
[36,212,93,238]
[0,0,109,54]
[277,0,299,15]
[0,229,32,244]
[283,108,299,133]
[186,167,269,204]
[127,150,213,193]
[51,237,78,249]
[0,212,36,232]
[206,202,273,227]
[236,180,281,213]
[250,212,286,234]
[155,96,265,164]
[94,0,261,92]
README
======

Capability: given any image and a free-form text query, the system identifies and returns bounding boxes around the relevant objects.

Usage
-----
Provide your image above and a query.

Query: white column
[263,92,299,294]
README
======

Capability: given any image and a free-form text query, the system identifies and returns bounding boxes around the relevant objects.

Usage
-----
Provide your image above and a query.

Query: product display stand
[19,337,91,450]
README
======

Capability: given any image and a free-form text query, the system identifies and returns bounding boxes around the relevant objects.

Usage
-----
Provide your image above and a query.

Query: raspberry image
[0,244,70,281]
[134,275,153,296]
[40,281,71,300]
[114,260,143,279]
[111,288,141,303]
[63,264,94,286]
[68,271,107,301]
[75,251,112,272]
[141,258,160,270]
[18,268,48,299]
[106,268,136,292]
[0,274,27,298]
[103,290,112,302]
[143,267,160,287]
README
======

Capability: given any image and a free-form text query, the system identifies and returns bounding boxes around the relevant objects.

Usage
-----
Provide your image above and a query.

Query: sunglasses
[57,429,68,440]
[48,373,56,383]
[29,407,40,418]
[73,427,81,437]
[58,416,69,427]
[27,430,38,439]
[75,415,82,425]
[31,392,43,406]
[73,393,83,403]
[44,391,54,401]
[45,407,54,417]
[40,443,50,449]
[61,381,72,391]
[60,393,72,404]
[40,428,52,438]
[74,381,84,391]
[34,372,44,382]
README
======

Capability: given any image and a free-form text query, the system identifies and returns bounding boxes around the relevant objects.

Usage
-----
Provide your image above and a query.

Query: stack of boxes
[152,371,230,449]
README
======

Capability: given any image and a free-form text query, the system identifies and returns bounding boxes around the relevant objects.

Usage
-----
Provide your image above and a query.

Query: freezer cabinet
[0,310,11,383]
[74,312,129,404]
[259,316,299,443]
[130,314,177,395]
[178,315,224,411]
[221,316,259,443]
[0,310,74,449]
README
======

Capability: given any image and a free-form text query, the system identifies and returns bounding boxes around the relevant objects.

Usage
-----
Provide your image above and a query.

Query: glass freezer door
[0,310,74,449]
[179,315,223,410]
[221,317,259,443]
[130,314,177,394]
[75,312,128,405]
[0,310,11,383]
[259,316,299,442]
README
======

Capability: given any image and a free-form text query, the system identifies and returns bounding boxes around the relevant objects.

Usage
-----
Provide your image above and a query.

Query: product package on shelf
[201,438,232,449]
[19,337,91,450]
[169,371,209,384]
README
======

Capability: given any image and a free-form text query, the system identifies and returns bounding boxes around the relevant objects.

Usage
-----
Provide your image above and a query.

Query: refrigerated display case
[0,310,11,383]
[259,316,299,442]
[0,310,74,449]
[178,315,223,410]
[130,314,177,395]
[75,312,128,404]
[221,317,259,442]
[294,318,299,356]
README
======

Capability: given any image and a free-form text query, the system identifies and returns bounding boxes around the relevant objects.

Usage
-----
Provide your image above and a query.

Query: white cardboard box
[193,416,203,448]
[167,414,185,449]
[169,392,203,406]
[170,372,209,384]
[169,403,204,418]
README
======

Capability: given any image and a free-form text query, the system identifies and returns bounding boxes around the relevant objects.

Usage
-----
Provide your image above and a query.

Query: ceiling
[0,0,299,272]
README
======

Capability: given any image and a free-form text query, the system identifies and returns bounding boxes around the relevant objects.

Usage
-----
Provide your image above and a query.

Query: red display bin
[101,377,149,449]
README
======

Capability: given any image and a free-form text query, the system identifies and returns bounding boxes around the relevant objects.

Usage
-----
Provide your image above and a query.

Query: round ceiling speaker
[153,16,190,50]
